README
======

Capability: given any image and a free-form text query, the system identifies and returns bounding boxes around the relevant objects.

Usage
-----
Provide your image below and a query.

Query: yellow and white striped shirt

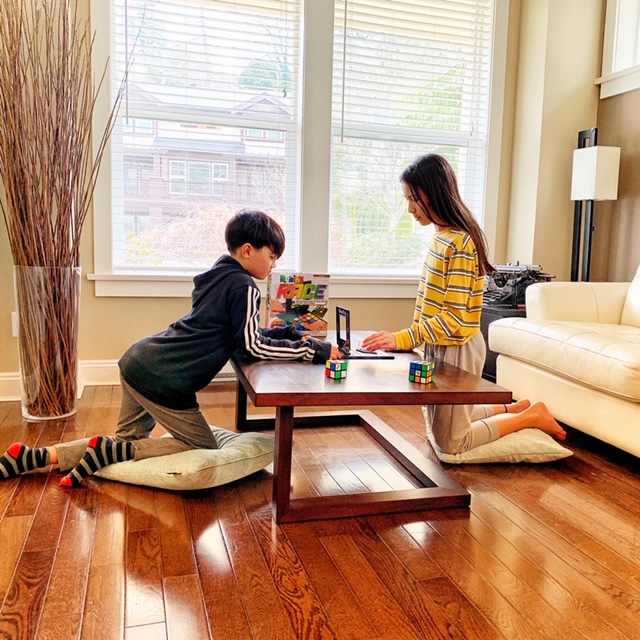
[393,228,484,349]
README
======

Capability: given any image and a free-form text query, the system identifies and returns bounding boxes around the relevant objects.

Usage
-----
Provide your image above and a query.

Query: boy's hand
[361,331,396,352]
[301,336,340,361]
[329,344,341,360]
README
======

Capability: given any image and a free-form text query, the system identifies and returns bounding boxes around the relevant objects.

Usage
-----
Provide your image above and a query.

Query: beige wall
[0,0,614,378]
[0,218,14,370]
[505,0,605,279]
[592,89,640,282]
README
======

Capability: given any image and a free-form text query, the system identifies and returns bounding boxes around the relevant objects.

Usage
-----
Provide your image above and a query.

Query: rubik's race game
[265,272,329,337]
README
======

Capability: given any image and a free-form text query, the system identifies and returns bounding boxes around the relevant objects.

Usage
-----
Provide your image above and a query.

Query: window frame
[89,0,509,298]
[597,0,640,98]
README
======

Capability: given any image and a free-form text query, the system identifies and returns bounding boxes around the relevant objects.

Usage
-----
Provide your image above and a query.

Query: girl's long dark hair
[401,154,495,276]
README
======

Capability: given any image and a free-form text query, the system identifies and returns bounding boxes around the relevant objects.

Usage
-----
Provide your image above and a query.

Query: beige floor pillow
[96,426,275,490]
[422,407,572,464]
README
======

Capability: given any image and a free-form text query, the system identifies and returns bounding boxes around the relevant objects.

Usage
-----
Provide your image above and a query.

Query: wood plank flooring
[1,382,639,639]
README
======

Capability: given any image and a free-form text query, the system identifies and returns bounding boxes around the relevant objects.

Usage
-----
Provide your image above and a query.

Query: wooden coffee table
[231,340,512,523]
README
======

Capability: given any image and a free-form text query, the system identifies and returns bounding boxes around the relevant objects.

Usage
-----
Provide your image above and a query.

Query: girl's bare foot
[505,399,531,414]
[528,402,567,440]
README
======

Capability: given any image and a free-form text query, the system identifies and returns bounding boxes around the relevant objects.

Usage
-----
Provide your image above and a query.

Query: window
[186,161,211,196]
[328,1,493,276]
[245,128,284,141]
[212,163,229,181]
[168,160,229,196]
[99,0,301,274]
[598,0,640,98]
[169,161,187,195]
[123,118,154,135]
[124,209,151,236]
[124,155,153,196]
[91,0,505,295]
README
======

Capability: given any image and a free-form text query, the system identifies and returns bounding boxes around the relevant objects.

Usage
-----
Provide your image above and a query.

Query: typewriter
[484,263,554,308]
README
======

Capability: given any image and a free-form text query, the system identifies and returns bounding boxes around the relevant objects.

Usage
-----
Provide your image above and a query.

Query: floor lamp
[570,128,620,282]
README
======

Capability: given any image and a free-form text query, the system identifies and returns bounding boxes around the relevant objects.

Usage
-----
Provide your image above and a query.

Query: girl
[361,154,566,455]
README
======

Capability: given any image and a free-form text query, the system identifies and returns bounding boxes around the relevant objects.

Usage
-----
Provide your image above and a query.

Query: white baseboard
[0,373,21,402]
[79,360,121,388]
[0,359,236,402]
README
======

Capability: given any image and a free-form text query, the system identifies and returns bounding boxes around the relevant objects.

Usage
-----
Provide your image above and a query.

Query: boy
[1,210,340,487]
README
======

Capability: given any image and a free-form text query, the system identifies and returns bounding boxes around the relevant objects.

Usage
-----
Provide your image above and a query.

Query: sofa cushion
[621,266,640,328]
[489,318,640,401]
[526,281,629,323]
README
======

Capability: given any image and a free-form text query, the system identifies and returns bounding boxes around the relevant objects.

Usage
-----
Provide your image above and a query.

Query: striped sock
[60,436,134,488]
[0,443,50,479]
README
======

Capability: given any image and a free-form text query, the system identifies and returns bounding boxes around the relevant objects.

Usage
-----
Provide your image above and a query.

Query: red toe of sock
[7,442,24,458]
[60,475,76,488]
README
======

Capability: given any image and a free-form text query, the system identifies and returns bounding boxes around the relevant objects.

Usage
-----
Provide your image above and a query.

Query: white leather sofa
[488,266,640,458]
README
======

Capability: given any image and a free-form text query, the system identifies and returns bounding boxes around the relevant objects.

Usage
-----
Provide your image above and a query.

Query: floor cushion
[95,426,275,490]
[423,407,572,464]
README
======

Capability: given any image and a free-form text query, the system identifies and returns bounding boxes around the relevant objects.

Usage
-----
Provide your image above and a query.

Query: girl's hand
[361,331,396,352]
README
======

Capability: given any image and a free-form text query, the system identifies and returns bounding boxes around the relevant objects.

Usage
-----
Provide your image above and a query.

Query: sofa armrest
[525,281,630,323]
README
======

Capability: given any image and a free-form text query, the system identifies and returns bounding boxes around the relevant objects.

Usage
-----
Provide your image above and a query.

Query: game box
[264,272,329,337]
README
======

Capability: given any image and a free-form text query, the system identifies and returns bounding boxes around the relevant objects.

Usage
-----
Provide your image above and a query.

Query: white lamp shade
[570,145,620,201]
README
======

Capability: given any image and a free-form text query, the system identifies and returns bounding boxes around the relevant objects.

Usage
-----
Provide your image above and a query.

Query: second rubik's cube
[325,360,348,380]
[409,360,435,384]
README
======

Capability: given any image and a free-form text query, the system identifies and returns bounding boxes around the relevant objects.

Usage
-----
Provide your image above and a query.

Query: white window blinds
[328,0,494,276]
[103,0,496,278]
[110,0,301,271]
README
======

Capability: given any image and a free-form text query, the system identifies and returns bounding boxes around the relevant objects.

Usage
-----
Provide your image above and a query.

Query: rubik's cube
[409,360,435,384]
[325,360,348,380]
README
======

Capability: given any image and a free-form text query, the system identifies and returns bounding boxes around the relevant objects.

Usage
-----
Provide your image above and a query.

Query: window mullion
[298,0,335,273]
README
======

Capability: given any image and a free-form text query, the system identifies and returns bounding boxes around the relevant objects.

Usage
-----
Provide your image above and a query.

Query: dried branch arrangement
[0,0,123,267]
[0,0,124,418]
[13,265,81,418]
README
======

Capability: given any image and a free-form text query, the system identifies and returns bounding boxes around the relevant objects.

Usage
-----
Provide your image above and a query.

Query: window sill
[596,64,640,99]
[87,273,419,299]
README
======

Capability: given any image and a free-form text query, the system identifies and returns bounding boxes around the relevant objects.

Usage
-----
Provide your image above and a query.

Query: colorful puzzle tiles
[409,360,435,384]
[325,360,348,380]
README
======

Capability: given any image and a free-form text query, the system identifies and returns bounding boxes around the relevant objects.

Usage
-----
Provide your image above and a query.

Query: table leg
[235,380,248,430]
[269,409,470,523]
[272,405,294,522]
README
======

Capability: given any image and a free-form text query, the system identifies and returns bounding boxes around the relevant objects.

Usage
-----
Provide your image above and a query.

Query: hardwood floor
[1,382,639,639]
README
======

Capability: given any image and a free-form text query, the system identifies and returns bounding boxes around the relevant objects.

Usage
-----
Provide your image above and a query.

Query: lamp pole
[571,127,597,282]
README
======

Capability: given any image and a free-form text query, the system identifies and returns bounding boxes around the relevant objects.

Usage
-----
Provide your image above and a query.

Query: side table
[480,304,526,382]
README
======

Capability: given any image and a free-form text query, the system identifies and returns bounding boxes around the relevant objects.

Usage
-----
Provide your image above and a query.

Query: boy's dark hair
[401,154,495,277]
[225,209,286,257]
